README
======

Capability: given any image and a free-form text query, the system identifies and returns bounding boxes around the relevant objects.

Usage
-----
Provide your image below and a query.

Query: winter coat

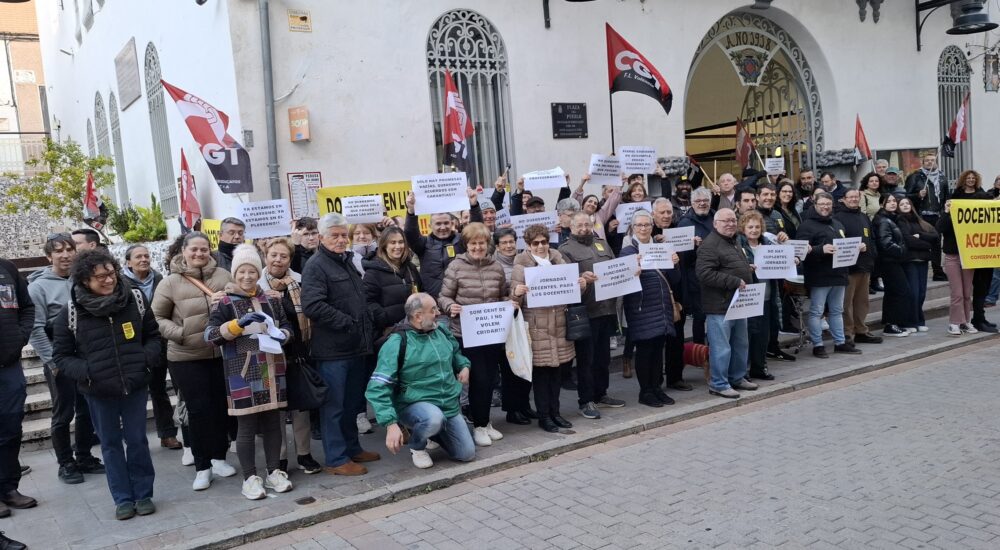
[205,284,293,415]
[362,256,422,333]
[795,207,849,288]
[510,250,576,367]
[27,266,72,368]
[833,203,877,274]
[896,214,938,263]
[905,170,948,214]
[52,284,160,398]
[0,259,33,368]
[301,245,375,360]
[861,189,882,220]
[937,212,960,255]
[776,205,800,237]
[756,207,788,237]
[557,235,617,318]
[151,255,232,362]
[290,244,315,274]
[872,211,908,262]
[404,205,482,298]
[677,208,715,311]
[365,321,470,427]
[738,235,782,306]
[619,242,677,342]
[695,230,754,315]
[437,253,509,340]
[216,241,236,271]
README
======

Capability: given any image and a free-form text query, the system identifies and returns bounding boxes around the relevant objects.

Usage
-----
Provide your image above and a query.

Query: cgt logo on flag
[606,23,673,115]
[442,69,474,173]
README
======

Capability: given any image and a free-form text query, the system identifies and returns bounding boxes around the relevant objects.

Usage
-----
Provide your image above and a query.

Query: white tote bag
[506,310,533,382]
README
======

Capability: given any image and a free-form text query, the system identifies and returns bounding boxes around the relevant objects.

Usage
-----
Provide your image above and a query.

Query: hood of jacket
[801,205,834,225]
[170,254,221,280]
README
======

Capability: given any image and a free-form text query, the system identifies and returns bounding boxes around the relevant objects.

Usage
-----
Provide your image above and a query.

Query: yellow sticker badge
[863,227,869,237]
[839,229,846,237]
[122,322,135,340]
[446,245,456,258]
[595,242,605,252]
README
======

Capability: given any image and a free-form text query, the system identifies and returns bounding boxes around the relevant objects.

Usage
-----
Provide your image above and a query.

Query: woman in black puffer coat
[871,194,913,337]
[52,250,161,520]
[896,197,939,331]
[362,226,422,334]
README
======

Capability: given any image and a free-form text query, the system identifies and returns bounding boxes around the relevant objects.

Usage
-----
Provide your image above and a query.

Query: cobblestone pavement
[254,339,1000,550]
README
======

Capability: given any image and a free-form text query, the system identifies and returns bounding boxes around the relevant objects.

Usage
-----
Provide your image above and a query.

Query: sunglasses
[47,232,71,241]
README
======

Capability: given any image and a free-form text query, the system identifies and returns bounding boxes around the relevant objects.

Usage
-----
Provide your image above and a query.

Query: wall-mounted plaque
[551,102,588,139]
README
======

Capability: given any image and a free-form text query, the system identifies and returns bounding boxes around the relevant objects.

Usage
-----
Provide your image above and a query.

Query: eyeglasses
[46,232,71,241]
[90,271,117,282]
[530,240,549,246]
[718,219,738,224]
[692,199,710,204]
[632,223,652,229]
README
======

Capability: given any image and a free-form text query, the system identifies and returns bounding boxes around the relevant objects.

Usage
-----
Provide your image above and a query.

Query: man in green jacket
[365,293,475,469]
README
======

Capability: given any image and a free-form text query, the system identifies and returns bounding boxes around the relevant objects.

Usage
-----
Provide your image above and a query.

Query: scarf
[266,272,310,343]
[122,266,156,301]
[351,243,377,275]
[921,168,942,212]
[75,280,130,318]
[531,254,552,267]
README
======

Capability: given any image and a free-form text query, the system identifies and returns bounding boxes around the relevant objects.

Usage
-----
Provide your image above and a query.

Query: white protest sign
[638,242,675,270]
[237,199,292,239]
[588,154,621,186]
[617,146,657,174]
[460,302,514,348]
[593,255,642,301]
[411,172,469,215]
[786,239,811,261]
[764,158,784,176]
[495,208,512,227]
[477,192,493,210]
[724,283,766,321]
[753,245,798,279]
[340,195,385,224]
[524,263,581,308]
[523,167,566,191]
[615,201,652,233]
[510,211,558,250]
[832,237,862,269]
[664,226,696,252]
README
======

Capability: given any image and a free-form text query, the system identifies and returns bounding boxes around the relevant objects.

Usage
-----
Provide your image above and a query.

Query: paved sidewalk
[3,311,997,549]
[254,338,1000,550]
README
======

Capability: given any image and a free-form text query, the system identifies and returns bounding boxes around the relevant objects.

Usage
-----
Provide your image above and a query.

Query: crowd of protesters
[0,154,997,544]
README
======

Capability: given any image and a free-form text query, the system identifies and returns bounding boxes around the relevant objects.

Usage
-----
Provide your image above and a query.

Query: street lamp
[915,0,998,50]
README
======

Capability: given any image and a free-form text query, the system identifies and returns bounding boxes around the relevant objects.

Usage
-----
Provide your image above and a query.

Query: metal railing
[0,134,48,177]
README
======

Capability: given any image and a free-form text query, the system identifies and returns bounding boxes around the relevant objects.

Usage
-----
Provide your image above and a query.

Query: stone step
[21,395,178,452]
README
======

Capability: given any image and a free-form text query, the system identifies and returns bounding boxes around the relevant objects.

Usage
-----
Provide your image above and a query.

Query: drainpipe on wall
[258,0,281,200]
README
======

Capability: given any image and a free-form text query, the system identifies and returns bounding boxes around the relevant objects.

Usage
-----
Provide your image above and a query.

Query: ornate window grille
[426,9,515,188]
[86,119,96,158]
[109,93,129,206]
[937,45,972,186]
[144,43,177,216]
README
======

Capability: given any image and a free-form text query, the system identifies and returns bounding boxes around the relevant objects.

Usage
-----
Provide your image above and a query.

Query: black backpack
[373,323,451,390]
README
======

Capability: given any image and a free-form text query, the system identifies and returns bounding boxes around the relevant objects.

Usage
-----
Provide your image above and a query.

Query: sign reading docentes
[951,199,1000,268]
[317,182,430,234]
[460,302,515,348]
[524,263,581,308]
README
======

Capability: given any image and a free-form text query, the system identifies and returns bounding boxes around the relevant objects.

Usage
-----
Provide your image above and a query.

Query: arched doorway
[684,12,824,179]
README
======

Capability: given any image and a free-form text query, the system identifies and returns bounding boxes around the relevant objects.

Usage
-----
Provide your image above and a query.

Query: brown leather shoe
[325,461,367,476]
[2,490,37,509]
[621,357,633,379]
[160,437,182,450]
[351,451,381,463]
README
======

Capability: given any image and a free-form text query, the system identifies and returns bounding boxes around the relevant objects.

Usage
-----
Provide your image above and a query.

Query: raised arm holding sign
[238,199,292,239]
[523,167,567,191]
[340,195,385,224]
[411,172,469,215]
[588,154,621,186]
[617,146,657,174]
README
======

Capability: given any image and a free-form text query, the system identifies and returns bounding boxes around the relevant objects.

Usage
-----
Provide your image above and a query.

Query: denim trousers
[986,268,1000,304]
[807,286,846,347]
[399,402,475,462]
[705,314,749,391]
[85,390,155,506]
[318,357,366,467]
[902,262,929,326]
[0,364,26,494]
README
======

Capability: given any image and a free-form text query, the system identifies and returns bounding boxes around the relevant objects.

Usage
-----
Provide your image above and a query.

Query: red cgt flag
[442,69,474,172]
[735,119,756,169]
[854,114,872,165]
[941,92,970,158]
[178,149,202,233]
[82,170,106,229]
[606,23,673,114]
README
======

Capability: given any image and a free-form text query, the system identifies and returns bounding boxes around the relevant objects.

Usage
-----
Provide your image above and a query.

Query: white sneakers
[410,449,434,469]
[356,413,373,434]
[264,470,293,493]
[472,427,493,447]
[181,447,194,467]
[960,323,979,334]
[425,440,440,450]
[948,324,962,336]
[241,475,266,500]
[485,423,503,441]
[193,469,212,491]
[917,326,929,332]
[211,459,237,478]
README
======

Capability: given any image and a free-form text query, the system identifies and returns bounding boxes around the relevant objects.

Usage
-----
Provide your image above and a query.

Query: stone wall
[0,176,66,259]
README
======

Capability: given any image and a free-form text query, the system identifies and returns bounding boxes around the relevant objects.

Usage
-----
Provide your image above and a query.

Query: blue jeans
[85,390,155,506]
[399,402,475,462]
[318,358,366,467]
[705,314,749,392]
[902,262,929,326]
[0,364,26,494]
[807,286,846,347]
[986,268,1000,304]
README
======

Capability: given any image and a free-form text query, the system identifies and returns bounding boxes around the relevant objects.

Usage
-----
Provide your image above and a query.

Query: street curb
[175,331,997,549]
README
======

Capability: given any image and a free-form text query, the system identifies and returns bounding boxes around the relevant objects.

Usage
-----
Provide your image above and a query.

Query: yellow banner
[201,218,221,250]
[316,181,430,234]
[951,199,1000,268]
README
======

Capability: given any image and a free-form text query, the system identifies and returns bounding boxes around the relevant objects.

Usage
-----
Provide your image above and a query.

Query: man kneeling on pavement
[365,293,476,469]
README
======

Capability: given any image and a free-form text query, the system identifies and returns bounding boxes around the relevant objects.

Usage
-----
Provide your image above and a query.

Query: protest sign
[637,242,675,270]
[594,255,642,301]
[753,245,798,279]
[495,208,512,227]
[617,146,657,174]
[523,167,566,191]
[411,172,469,215]
[238,199,292,239]
[764,158,785,176]
[340,195,385,224]
[588,154,621,186]
[524,263,581,308]
[511,212,557,237]
[786,239,811,261]
[201,218,221,249]
[317,181,430,234]
[724,283,766,321]
[664,226,696,252]
[951,199,1000,268]
[286,171,323,220]
[460,302,515,348]
[832,237,862,269]
[614,201,652,233]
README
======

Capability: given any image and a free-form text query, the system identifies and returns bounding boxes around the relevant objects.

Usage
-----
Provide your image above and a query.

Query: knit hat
[230,243,263,276]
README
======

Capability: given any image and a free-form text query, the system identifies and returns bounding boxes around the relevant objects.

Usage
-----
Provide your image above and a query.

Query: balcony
[0,133,47,177]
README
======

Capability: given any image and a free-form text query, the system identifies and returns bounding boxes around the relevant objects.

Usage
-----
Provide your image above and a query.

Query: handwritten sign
[664,226,696,252]
[523,167,566,191]
[753,245,797,279]
[724,283,766,321]
[614,201,652,233]
[524,263,581,308]
[593,255,642,301]
[832,237,862,269]
[588,154,620,186]
[637,242,674,270]
[511,212,557,236]
[460,302,515,348]
[764,157,785,176]
[617,146,657,174]
[495,208,512,227]
[340,195,385,224]
[237,199,292,239]
[786,239,810,261]
[411,172,469,215]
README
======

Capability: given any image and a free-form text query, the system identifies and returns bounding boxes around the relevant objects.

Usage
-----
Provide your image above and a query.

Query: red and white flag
[82,170,105,229]
[178,149,202,233]
[160,79,253,194]
[442,69,474,173]
[735,119,756,169]
[606,23,673,114]
[854,115,873,165]
[941,92,970,158]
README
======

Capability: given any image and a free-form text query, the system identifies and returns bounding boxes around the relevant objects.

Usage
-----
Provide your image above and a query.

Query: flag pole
[608,91,616,152]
